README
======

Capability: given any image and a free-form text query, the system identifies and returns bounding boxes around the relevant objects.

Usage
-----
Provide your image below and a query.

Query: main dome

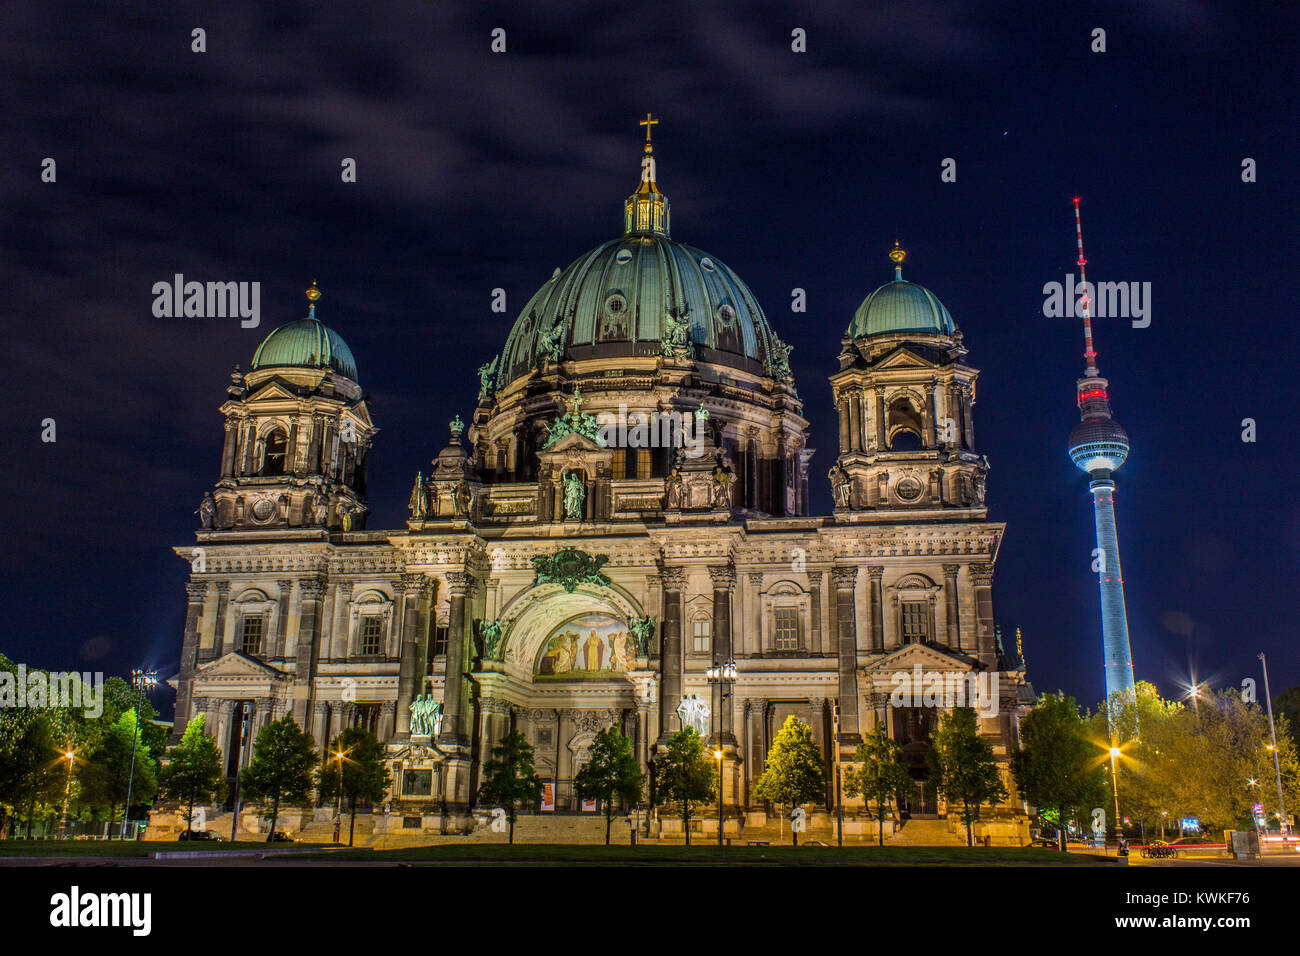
[496,235,783,385]
[251,283,359,382]
[493,125,790,389]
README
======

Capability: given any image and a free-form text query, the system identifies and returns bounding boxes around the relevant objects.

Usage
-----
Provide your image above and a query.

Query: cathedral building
[169,122,1032,838]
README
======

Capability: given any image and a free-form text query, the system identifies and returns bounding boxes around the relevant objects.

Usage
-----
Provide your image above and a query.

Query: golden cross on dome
[639,113,659,144]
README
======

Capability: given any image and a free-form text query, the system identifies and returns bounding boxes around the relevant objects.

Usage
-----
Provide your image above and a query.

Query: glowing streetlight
[331,748,348,844]
[121,668,158,840]
[58,748,77,840]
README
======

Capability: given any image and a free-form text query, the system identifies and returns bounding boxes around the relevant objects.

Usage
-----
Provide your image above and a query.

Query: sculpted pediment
[243,380,301,403]
[193,652,290,682]
[538,431,610,458]
[873,346,937,371]
[861,642,972,676]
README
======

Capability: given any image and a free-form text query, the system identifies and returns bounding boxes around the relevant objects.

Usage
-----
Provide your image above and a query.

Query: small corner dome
[250,281,359,382]
[847,244,956,339]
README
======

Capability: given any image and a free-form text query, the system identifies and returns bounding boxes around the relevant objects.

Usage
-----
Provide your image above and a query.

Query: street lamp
[1108,744,1123,851]
[331,748,347,843]
[58,747,77,840]
[714,749,724,846]
[1259,652,1290,844]
[706,659,737,846]
[121,668,158,840]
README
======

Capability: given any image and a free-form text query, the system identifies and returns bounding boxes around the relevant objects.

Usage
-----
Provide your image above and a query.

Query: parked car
[267,831,297,843]
[178,829,223,841]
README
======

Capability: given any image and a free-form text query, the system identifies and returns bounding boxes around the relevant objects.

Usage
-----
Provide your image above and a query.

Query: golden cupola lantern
[624,113,670,236]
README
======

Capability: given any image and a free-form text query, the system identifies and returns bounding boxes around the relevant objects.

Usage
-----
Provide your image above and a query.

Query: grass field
[0,840,1111,865]
[289,844,1111,866]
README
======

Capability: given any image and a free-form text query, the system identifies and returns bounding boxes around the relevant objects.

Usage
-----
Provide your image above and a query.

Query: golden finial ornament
[889,241,906,280]
[305,279,322,303]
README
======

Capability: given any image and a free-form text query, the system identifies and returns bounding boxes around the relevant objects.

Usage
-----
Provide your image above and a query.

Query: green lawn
[285,843,1111,866]
[0,840,1110,865]
[0,839,331,858]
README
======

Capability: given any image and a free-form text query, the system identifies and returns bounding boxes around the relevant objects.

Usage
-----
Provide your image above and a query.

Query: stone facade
[168,137,1032,835]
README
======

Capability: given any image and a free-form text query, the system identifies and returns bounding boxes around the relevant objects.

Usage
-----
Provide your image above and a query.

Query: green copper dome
[251,283,359,382]
[848,245,956,339]
[496,234,786,386]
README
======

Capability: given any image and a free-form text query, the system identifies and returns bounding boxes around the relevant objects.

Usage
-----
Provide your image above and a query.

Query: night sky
[4,1,1296,720]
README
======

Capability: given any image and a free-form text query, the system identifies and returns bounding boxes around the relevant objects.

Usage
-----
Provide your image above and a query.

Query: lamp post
[706,659,737,846]
[833,700,843,847]
[121,668,158,840]
[229,702,248,843]
[332,748,346,844]
[1259,653,1290,843]
[713,749,724,846]
[1108,745,1122,851]
[58,748,76,840]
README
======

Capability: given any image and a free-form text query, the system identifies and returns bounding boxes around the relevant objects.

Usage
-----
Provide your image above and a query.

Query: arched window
[262,429,288,475]
[887,396,924,450]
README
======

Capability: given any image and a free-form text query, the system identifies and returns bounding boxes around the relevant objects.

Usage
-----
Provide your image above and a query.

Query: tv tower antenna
[1066,197,1136,710]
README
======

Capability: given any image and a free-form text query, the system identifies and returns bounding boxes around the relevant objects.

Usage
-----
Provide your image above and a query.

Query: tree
[651,728,715,845]
[929,706,1008,846]
[845,724,914,846]
[239,716,319,841]
[158,714,226,829]
[1273,686,1300,756]
[753,716,826,845]
[477,731,543,844]
[81,709,159,839]
[1011,693,1106,851]
[316,726,391,845]
[574,727,645,845]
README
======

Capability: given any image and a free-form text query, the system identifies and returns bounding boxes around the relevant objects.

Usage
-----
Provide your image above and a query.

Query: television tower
[1066,198,1136,703]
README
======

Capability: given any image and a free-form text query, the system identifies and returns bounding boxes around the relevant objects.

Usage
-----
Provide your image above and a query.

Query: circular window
[605,293,627,316]
[716,303,736,326]
[615,249,632,264]
[895,476,924,502]
[252,497,275,521]
[700,257,715,272]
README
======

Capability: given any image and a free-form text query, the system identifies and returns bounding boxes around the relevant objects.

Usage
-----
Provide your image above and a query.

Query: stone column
[708,563,736,746]
[807,571,823,656]
[970,563,996,667]
[379,701,397,743]
[747,573,763,655]
[438,571,476,746]
[172,581,209,743]
[868,566,885,653]
[848,391,862,453]
[273,580,293,659]
[656,565,686,744]
[837,396,850,454]
[874,388,887,450]
[831,566,861,742]
[747,430,760,512]
[394,572,428,737]
[924,381,938,448]
[961,383,975,449]
[220,421,238,478]
[213,582,231,657]
[311,700,329,752]
[942,564,961,650]
[292,576,327,727]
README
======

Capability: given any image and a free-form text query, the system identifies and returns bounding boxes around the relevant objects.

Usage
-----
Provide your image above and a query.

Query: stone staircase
[886,818,968,846]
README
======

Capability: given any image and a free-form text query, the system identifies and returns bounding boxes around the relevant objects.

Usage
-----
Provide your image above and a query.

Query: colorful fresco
[536,613,634,679]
